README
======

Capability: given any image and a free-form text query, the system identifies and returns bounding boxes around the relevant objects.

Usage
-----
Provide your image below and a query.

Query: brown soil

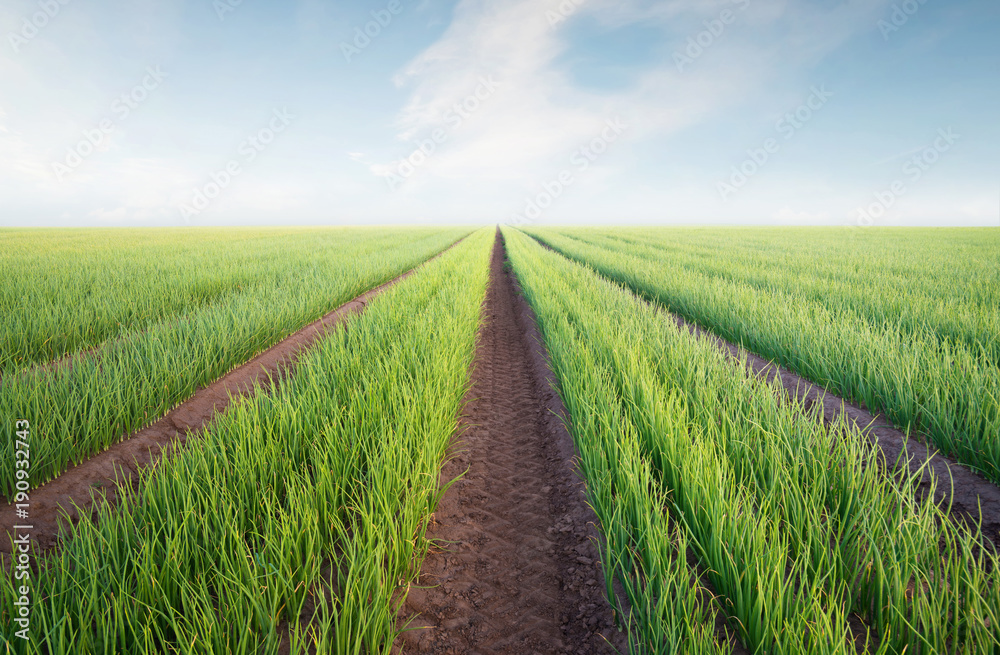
[397,231,628,655]
[668,316,1000,548]
[0,241,463,557]
[527,234,1000,548]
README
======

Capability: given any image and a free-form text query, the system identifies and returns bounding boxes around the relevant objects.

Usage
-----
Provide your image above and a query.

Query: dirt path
[528,235,1000,548]
[397,232,627,655]
[665,315,1000,547]
[0,240,463,557]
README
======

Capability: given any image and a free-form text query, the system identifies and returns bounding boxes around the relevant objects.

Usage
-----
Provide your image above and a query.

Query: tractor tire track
[397,231,627,655]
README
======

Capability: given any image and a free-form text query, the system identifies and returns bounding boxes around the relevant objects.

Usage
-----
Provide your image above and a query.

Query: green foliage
[525,227,1000,486]
[0,228,468,498]
[0,228,492,654]
[504,227,1000,655]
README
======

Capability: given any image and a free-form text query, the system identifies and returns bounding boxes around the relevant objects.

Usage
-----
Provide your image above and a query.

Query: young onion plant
[0,228,492,654]
[0,228,449,374]
[551,227,1000,362]
[554,335,729,654]
[525,228,1000,487]
[0,229,468,498]
[504,227,1000,655]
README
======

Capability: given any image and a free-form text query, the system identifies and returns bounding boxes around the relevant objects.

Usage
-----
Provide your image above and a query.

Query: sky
[0,0,997,228]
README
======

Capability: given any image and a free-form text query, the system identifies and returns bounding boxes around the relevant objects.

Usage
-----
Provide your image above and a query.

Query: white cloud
[0,0,987,226]
[380,0,622,183]
[371,0,894,203]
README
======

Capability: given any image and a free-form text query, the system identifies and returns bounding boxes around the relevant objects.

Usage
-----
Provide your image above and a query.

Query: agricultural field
[0,227,468,496]
[2,226,999,654]
[526,227,1000,485]
[504,228,1000,654]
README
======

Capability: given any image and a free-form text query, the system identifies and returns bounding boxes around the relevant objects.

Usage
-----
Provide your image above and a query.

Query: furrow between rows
[527,232,1000,547]
[0,236,465,558]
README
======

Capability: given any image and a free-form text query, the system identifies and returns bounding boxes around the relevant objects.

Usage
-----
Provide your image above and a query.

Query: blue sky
[0,0,997,227]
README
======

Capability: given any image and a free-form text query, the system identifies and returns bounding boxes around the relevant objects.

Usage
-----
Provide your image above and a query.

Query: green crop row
[525,228,1000,486]
[503,228,1000,654]
[0,228,456,374]
[0,229,468,498]
[548,227,1000,363]
[0,228,492,654]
